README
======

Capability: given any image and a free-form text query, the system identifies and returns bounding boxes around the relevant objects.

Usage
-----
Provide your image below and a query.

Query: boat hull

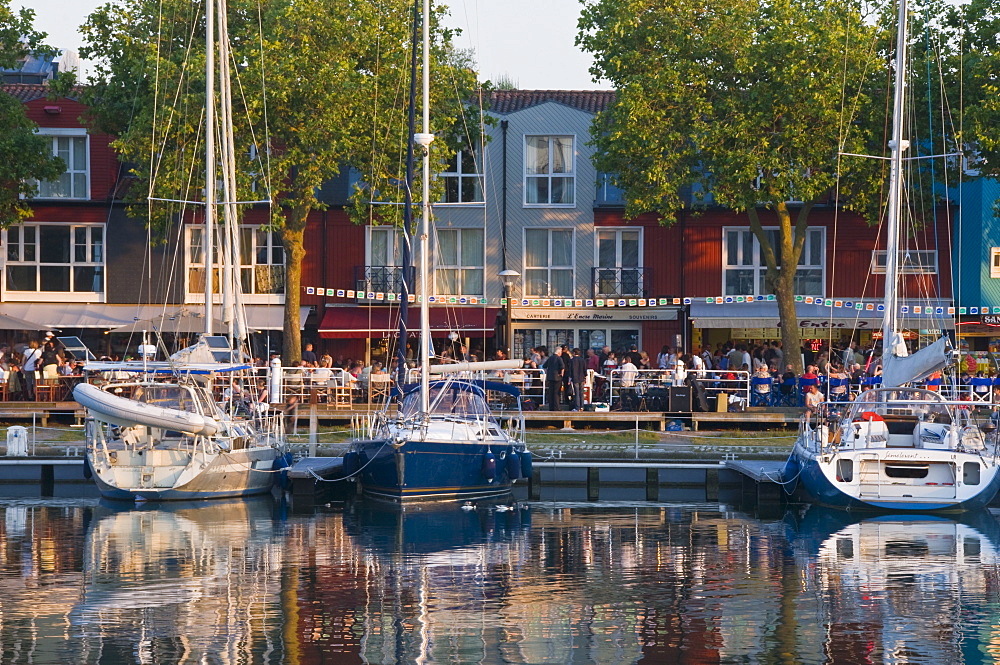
[352,438,521,503]
[788,445,1000,512]
[88,446,280,502]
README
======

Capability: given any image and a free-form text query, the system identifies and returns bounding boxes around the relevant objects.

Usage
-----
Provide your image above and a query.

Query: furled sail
[881,335,950,388]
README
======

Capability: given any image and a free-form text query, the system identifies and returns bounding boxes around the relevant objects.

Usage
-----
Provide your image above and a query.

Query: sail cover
[881,335,950,388]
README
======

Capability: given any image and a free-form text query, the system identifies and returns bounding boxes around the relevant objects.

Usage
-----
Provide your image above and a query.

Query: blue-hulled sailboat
[346,0,529,503]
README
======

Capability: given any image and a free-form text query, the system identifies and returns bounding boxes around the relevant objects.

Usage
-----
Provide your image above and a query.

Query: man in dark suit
[568,348,588,411]
[540,346,564,411]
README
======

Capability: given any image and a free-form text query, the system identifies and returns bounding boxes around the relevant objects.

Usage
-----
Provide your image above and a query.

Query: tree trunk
[748,202,812,375]
[281,205,309,364]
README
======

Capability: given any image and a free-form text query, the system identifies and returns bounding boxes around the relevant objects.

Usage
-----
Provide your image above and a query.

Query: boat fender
[343,451,360,476]
[507,450,522,480]
[82,455,92,480]
[481,451,497,483]
[272,452,294,489]
[520,450,533,478]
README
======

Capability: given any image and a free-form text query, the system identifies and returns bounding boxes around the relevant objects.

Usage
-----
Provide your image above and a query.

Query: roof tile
[488,89,615,115]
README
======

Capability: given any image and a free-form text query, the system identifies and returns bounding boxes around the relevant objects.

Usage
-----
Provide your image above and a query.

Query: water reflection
[76,498,284,663]
[789,507,1000,665]
[0,496,998,663]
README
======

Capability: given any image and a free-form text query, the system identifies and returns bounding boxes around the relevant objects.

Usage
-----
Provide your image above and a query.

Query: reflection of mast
[75,499,281,663]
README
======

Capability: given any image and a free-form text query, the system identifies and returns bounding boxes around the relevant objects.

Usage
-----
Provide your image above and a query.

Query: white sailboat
[786,0,1000,511]
[345,0,530,503]
[75,0,288,501]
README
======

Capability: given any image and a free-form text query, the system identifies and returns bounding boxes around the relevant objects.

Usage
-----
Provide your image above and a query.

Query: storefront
[511,306,680,358]
[317,305,499,365]
[689,301,953,350]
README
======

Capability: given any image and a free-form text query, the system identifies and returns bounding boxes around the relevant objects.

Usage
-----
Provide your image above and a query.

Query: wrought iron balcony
[355,265,415,295]
[592,266,647,299]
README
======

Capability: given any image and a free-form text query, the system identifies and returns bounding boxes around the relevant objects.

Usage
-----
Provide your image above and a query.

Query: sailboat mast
[204,0,216,336]
[415,0,433,414]
[883,0,910,355]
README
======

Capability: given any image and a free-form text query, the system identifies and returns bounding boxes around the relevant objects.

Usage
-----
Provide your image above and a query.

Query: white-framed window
[723,227,825,297]
[360,226,405,294]
[524,228,574,297]
[187,225,284,298]
[368,226,401,267]
[436,228,484,295]
[871,250,938,275]
[595,228,642,297]
[440,148,484,204]
[4,223,104,297]
[35,129,89,200]
[992,248,1000,279]
[524,135,575,206]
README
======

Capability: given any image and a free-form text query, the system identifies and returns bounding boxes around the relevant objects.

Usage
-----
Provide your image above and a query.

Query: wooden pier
[0,401,804,432]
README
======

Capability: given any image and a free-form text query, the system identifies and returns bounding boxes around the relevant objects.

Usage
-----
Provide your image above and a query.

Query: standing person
[586,347,601,373]
[540,346,564,412]
[656,345,672,370]
[22,340,41,400]
[560,345,574,406]
[301,343,317,365]
[40,340,60,376]
[568,348,588,411]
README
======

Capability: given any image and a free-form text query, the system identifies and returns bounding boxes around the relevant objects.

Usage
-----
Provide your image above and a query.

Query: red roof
[489,89,615,115]
[1,82,83,103]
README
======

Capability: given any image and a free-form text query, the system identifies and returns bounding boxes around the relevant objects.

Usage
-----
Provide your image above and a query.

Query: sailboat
[785,0,1000,511]
[74,0,289,501]
[345,0,530,503]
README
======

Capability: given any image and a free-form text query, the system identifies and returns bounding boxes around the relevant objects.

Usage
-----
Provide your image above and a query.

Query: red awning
[318,306,498,339]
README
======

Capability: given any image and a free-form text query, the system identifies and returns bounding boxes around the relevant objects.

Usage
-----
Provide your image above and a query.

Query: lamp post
[499,269,520,361]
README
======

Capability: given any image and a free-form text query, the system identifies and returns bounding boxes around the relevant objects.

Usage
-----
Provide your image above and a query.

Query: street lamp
[499,269,520,361]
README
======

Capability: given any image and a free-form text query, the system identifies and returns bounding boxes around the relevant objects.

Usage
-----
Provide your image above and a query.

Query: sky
[19,0,610,90]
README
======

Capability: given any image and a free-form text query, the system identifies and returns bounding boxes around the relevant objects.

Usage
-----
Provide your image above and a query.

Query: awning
[0,303,309,330]
[319,306,498,339]
[689,301,954,330]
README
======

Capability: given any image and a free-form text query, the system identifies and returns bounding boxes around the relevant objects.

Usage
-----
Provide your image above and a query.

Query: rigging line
[256,0,272,203]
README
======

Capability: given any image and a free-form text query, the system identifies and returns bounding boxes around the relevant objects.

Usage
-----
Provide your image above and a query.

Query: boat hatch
[884,463,929,479]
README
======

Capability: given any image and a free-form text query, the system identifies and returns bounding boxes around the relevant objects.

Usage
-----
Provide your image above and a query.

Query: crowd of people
[0,334,87,401]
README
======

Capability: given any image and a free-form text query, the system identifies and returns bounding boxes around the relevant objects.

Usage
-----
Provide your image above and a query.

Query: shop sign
[982,314,1000,325]
[513,307,677,322]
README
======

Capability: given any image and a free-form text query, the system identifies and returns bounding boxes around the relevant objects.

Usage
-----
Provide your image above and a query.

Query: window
[871,250,938,275]
[187,225,284,296]
[440,148,484,204]
[992,248,1000,279]
[368,226,401,267]
[35,131,89,199]
[358,226,407,294]
[524,136,574,206]
[5,223,103,294]
[524,228,574,297]
[723,227,824,297]
[436,228,483,295]
[595,229,642,297]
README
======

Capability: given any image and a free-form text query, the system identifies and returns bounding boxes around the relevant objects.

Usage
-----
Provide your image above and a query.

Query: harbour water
[3,490,1000,664]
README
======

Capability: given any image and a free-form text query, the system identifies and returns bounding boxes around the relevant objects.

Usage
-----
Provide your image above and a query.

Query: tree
[70,0,479,362]
[0,1,66,226]
[578,0,896,371]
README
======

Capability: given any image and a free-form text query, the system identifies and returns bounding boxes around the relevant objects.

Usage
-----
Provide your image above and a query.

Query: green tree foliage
[578,0,902,369]
[0,1,66,226]
[72,0,479,361]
